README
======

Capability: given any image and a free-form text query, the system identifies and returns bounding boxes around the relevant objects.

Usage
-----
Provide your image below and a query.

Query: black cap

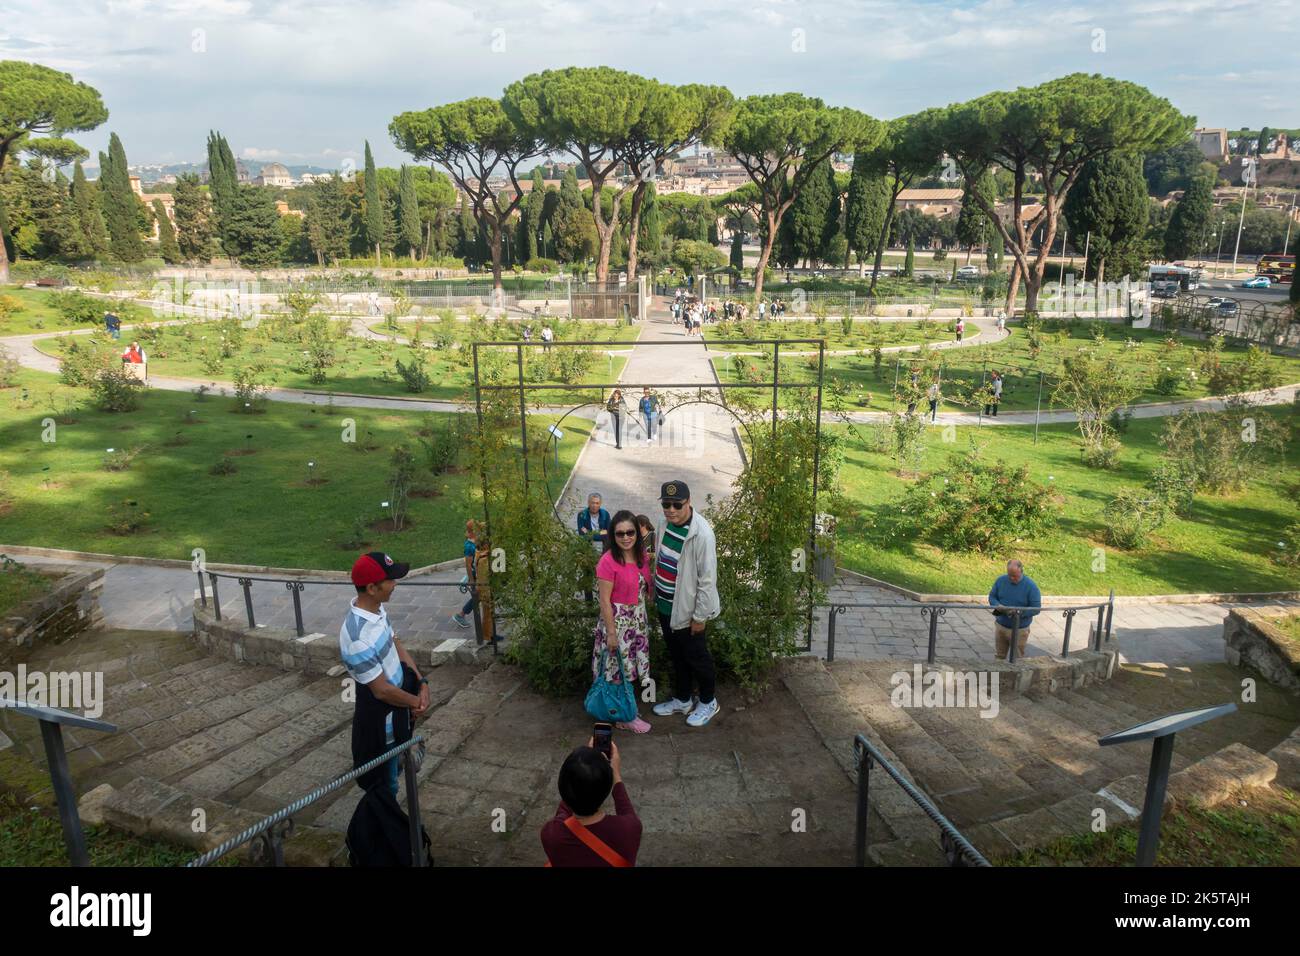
[660,480,690,502]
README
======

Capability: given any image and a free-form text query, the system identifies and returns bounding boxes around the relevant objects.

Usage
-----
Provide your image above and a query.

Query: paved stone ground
[555,297,746,525]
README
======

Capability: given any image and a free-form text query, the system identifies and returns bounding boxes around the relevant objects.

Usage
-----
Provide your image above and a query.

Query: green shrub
[418,418,460,474]
[58,337,113,386]
[1274,519,1300,568]
[89,366,144,412]
[106,500,150,535]
[0,344,18,387]
[1153,364,1182,396]
[1102,489,1167,549]
[895,447,1059,553]
[231,363,271,412]
[525,257,558,273]
[395,349,431,393]
[1148,459,1197,517]
[209,456,238,476]
[1208,345,1281,396]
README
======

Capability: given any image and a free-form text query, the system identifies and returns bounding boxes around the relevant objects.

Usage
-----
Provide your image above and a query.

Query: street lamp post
[1284,191,1298,257]
[1215,218,1226,278]
[1231,147,1256,277]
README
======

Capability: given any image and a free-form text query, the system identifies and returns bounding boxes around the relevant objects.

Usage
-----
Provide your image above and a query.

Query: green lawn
[37,324,630,404]
[834,414,1300,596]
[0,368,591,569]
[715,323,1300,413]
[0,286,124,336]
[0,561,52,616]
[1006,785,1300,866]
[702,318,975,351]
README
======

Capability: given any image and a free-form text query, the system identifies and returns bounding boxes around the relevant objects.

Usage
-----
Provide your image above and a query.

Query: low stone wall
[951,640,1120,699]
[1224,608,1300,694]
[193,605,340,676]
[0,565,105,652]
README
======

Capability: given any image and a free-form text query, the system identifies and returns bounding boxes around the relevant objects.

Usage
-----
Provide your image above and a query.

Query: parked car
[1242,276,1272,289]
[955,265,981,280]
[1217,299,1240,316]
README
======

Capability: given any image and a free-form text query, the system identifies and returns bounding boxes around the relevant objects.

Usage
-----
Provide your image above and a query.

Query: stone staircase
[0,629,483,863]
[781,658,1300,864]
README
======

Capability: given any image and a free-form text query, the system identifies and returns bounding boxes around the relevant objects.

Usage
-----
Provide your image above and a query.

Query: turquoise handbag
[585,647,638,723]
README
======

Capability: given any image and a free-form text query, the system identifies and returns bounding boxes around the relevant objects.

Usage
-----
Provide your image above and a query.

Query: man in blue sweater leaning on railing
[988,559,1042,660]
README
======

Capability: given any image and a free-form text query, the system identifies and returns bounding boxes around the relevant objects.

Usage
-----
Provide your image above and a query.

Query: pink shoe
[616,717,652,734]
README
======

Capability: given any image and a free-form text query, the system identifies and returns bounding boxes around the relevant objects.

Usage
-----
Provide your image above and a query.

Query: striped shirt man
[339,599,403,742]
[654,515,691,616]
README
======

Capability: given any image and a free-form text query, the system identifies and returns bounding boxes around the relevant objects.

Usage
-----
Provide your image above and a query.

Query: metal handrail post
[209,572,221,621]
[287,582,305,637]
[196,570,207,608]
[38,719,89,866]
[827,606,838,663]
[1007,610,1021,663]
[1105,588,1115,641]
[1095,603,1106,651]
[404,745,425,867]
[1061,609,1076,656]
[854,742,872,867]
[239,577,255,629]
[926,606,939,664]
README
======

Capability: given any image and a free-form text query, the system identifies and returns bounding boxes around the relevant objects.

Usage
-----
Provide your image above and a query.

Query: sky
[2,0,1296,170]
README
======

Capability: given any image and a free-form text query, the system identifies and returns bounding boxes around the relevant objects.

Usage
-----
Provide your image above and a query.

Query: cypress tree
[153,198,181,263]
[845,154,889,273]
[1163,174,1214,261]
[397,165,421,260]
[730,229,744,274]
[225,186,280,268]
[98,133,145,261]
[363,141,383,265]
[987,228,1004,271]
[903,236,915,277]
[70,161,109,260]
[206,131,239,257]
[172,173,213,262]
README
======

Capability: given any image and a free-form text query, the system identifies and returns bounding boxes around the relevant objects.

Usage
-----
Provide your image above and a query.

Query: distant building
[254,162,293,188]
[1192,128,1228,162]
[275,199,305,218]
[896,188,963,218]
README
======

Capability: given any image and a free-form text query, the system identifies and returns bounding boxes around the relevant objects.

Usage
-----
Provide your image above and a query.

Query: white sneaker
[686,697,720,727]
[653,697,694,717]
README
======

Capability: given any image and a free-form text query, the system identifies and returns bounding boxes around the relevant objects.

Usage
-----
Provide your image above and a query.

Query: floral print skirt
[592,599,651,686]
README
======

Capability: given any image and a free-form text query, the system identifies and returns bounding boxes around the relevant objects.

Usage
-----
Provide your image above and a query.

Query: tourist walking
[639,387,659,444]
[104,312,121,340]
[636,514,656,558]
[541,740,641,866]
[541,324,554,351]
[592,510,654,733]
[452,519,478,629]
[340,552,429,796]
[985,371,1002,417]
[955,317,965,342]
[927,380,940,422]
[606,389,624,450]
[650,481,723,727]
[988,559,1042,660]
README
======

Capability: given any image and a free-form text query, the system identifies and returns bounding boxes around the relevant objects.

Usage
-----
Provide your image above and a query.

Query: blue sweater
[988,575,1041,629]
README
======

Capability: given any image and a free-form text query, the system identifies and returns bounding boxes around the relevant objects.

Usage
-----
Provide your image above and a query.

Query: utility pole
[1283,191,1297,257]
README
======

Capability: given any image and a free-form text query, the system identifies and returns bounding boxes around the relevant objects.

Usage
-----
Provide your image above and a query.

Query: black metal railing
[196,569,496,652]
[0,700,118,866]
[185,734,427,867]
[822,590,1116,663]
[854,734,990,867]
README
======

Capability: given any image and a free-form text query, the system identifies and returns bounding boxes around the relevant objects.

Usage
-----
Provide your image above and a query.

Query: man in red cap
[341,552,430,795]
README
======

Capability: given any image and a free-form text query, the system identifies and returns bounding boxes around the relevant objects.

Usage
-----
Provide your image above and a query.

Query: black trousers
[984,402,999,416]
[609,410,621,447]
[658,612,716,705]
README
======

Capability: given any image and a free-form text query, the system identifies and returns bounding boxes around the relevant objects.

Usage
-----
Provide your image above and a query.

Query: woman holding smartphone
[593,510,653,733]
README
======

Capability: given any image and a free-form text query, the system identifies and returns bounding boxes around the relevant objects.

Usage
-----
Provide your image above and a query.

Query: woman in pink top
[593,509,654,733]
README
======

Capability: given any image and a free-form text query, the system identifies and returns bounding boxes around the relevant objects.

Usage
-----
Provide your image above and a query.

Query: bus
[1148,264,1202,296]
[1257,254,1295,283]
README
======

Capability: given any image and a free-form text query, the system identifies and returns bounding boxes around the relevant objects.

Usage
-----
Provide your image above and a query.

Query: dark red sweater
[541,782,642,867]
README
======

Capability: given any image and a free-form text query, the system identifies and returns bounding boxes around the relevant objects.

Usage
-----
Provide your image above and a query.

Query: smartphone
[592,722,613,759]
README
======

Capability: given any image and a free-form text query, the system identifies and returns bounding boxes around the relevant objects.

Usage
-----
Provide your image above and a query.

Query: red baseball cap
[351,552,410,587]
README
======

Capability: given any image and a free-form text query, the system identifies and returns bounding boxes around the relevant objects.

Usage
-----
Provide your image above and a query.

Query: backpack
[346,782,435,867]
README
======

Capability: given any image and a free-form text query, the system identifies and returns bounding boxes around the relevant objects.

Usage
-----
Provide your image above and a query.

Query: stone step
[969,743,1279,862]
[1053,686,1221,763]
[782,659,947,846]
[245,664,477,826]
[1070,679,1258,760]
